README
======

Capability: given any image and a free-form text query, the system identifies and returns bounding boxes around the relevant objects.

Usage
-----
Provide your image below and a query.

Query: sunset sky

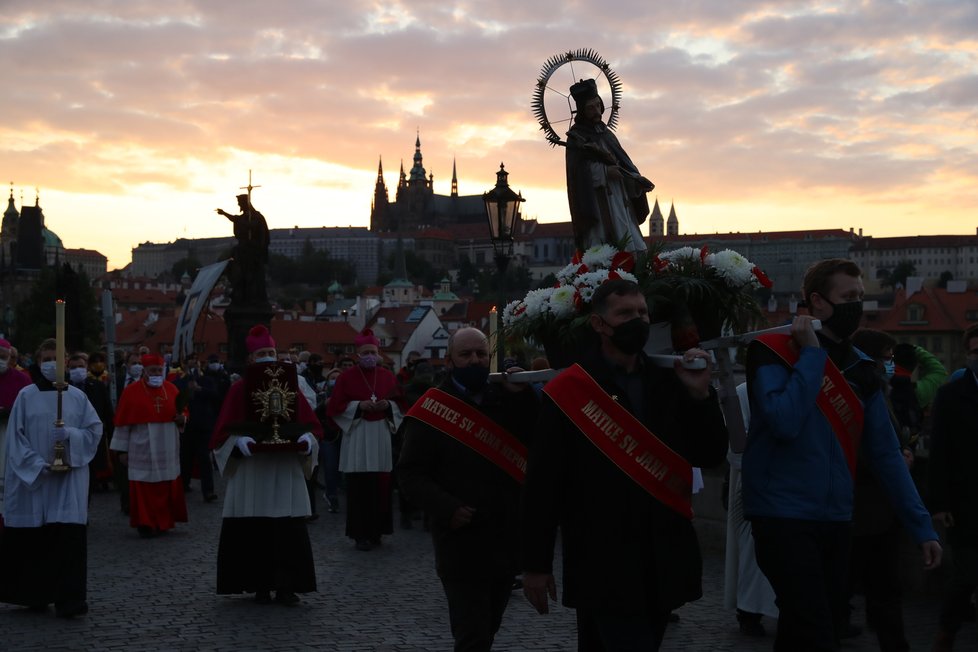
[3,1,977,271]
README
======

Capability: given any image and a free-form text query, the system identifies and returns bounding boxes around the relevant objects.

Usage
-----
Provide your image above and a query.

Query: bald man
[397,327,539,651]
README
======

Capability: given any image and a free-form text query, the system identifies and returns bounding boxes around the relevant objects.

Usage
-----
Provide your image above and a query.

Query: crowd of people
[0,257,975,652]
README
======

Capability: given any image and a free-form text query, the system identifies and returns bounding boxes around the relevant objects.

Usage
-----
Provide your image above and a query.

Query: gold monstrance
[251,365,297,444]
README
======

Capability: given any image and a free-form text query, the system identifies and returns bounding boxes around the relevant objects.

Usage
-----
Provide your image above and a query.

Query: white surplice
[109,421,180,482]
[214,435,318,518]
[3,385,102,527]
[332,402,402,473]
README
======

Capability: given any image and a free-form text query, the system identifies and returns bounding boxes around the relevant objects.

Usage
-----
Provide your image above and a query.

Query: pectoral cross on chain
[153,396,165,414]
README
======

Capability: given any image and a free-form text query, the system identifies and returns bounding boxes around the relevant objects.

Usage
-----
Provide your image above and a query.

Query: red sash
[755,334,864,479]
[406,388,527,483]
[544,364,694,520]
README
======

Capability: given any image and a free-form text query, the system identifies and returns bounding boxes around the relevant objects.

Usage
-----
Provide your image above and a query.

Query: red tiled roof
[873,287,978,333]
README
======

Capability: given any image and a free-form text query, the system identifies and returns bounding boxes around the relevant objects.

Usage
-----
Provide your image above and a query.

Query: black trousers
[0,523,87,608]
[751,517,851,652]
[440,575,513,652]
[939,543,978,636]
[216,517,316,595]
[850,524,909,651]
[575,606,669,652]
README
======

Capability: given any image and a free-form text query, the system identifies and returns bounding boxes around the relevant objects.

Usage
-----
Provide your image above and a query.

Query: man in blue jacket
[742,258,941,652]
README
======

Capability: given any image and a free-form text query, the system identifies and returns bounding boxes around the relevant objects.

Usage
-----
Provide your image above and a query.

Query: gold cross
[153,396,165,414]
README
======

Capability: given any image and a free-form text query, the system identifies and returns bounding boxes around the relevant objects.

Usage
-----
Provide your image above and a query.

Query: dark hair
[591,279,643,316]
[892,342,918,371]
[35,338,58,359]
[964,323,978,349]
[68,351,89,364]
[802,258,861,305]
[851,328,896,360]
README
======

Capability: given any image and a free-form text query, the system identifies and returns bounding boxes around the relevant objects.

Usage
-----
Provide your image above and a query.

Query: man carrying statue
[565,78,655,254]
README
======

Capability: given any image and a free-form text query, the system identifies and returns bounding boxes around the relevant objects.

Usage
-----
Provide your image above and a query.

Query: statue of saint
[565,78,654,253]
[217,194,270,307]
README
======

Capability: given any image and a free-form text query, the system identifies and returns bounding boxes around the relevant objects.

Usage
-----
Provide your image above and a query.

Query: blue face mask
[254,356,276,364]
[883,360,895,378]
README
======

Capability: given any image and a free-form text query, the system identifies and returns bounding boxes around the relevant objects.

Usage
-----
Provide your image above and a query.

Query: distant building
[370,134,491,233]
[270,226,380,285]
[132,227,382,284]
[850,232,978,293]
[131,236,233,278]
[64,248,107,282]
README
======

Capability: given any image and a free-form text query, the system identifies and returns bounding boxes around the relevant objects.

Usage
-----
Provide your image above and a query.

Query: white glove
[297,433,315,456]
[236,436,256,457]
[52,426,67,443]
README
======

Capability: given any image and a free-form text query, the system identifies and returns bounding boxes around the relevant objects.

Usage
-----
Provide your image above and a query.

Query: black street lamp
[483,162,524,372]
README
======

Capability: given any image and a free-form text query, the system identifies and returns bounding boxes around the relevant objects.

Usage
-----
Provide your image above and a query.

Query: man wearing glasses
[929,323,978,651]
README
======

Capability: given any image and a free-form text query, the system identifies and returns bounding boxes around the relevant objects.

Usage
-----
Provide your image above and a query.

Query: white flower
[556,262,584,284]
[578,285,597,304]
[659,247,699,265]
[616,270,638,284]
[582,244,617,269]
[522,287,555,318]
[502,300,528,327]
[575,269,611,290]
[548,286,577,319]
[706,250,756,287]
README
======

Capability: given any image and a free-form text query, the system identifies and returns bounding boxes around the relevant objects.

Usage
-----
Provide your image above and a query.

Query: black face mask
[606,317,650,355]
[823,299,863,341]
[452,364,490,393]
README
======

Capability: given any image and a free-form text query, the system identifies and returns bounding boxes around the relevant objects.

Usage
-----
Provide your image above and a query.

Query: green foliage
[14,263,102,355]
[880,260,917,290]
[171,256,202,282]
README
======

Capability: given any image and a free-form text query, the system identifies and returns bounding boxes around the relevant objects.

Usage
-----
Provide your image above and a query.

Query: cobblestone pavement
[0,478,973,651]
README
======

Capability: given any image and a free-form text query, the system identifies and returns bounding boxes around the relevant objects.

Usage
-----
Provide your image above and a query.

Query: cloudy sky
[3,0,977,270]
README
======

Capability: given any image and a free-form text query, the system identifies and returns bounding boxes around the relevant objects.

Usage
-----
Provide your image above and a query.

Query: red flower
[608,270,622,281]
[699,245,710,264]
[574,290,584,312]
[752,266,773,289]
[652,256,668,272]
[571,250,583,265]
[610,251,635,272]
[577,264,589,275]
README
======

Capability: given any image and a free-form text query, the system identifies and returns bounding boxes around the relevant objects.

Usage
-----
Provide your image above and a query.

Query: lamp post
[483,162,525,373]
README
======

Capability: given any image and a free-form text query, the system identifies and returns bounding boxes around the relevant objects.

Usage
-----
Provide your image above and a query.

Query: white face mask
[129,364,144,378]
[69,367,88,384]
[297,362,307,374]
[0,358,8,373]
[208,362,221,372]
[40,361,59,382]
[146,375,164,388]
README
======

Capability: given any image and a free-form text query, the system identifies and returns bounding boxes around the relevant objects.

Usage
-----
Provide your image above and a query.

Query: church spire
[648,197,664,237]
[666,202,679,236]
[451,158,458,198]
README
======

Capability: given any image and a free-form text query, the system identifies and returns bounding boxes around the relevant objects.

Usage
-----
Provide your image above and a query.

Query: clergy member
[110,353,188,538]
[210,324,322,605]
[326,328,403,551]
[0,338,102,617]
[0,337,32,520]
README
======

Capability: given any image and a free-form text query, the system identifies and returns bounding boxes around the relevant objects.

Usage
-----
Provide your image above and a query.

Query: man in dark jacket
[929,323,978,651]
[397,327,539,652]
[521,279,728,651]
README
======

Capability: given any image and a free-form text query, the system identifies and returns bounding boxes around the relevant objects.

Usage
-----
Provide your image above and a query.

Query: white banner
[172,260,229,362]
